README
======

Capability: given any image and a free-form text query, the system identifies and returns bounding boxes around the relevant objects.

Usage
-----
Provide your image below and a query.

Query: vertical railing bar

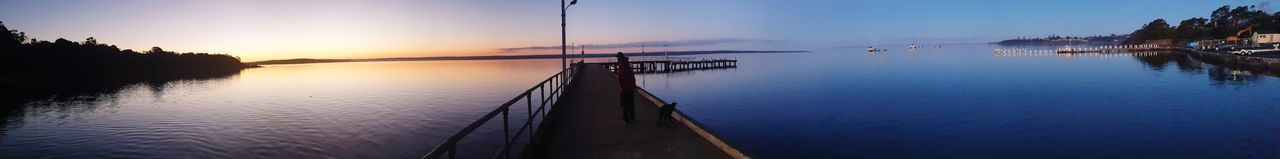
[502,108,509,159]
[542,84,547,120]
[540,84,546,107]
[552,75,559,101]
[448,143,456,159]
[541,84,548,121]
[526,93,534,144]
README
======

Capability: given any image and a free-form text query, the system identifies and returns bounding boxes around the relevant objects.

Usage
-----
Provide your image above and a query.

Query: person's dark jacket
[615,58,636,92]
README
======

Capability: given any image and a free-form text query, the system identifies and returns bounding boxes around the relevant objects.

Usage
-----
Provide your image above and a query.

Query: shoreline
[1178,48,1280,70]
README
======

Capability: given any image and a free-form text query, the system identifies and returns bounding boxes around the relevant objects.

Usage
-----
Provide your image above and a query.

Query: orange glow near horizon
[0,0,807,62]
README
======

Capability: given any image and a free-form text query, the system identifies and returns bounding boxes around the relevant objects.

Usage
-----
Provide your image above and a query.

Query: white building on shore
[1254,33,1280,44]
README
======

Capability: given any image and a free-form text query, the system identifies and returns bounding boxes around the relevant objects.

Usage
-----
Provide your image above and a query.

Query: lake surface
[4,44,1280,158]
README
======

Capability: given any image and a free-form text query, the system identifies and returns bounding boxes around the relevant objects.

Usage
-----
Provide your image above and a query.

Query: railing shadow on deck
[422,62,582,159]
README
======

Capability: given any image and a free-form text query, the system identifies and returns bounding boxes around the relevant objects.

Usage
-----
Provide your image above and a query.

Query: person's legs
[619,92,629,122]
[622,90,636,122]
[624,105,634,122]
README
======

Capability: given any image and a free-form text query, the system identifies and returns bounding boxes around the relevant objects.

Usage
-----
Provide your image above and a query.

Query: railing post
[541,85,546,105]
[502,108,510,159]
[526,93,534,144]
[448,143,456,159]
[541,85,548,121]
[553,76,559,100]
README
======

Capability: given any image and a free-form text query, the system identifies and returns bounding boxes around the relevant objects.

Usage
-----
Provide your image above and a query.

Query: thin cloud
[497,38,786,52]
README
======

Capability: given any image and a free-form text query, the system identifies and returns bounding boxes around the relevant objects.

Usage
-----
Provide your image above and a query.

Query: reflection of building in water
[1207,64,1261,85]
[1127,51,1280,86]
[993,48,1280,85]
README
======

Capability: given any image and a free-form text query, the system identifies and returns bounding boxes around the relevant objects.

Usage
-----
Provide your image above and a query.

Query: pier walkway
[422,63,746,159]
[525,64,738,159]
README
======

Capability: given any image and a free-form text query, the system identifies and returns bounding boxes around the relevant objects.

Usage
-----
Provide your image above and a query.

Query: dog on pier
[658,102,678,127]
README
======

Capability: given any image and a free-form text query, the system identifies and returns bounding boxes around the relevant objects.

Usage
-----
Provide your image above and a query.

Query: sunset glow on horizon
[2,0,1272,61]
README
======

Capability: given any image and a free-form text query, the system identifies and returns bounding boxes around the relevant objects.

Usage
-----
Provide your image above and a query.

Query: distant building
[1253,33,1280,44]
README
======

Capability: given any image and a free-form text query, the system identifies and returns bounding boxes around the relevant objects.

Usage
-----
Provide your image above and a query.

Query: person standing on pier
[615,52,637,125]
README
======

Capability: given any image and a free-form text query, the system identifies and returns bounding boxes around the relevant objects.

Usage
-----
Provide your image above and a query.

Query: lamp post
[569,42,574,64]
[561,0,577,83]
[664,44,670,61]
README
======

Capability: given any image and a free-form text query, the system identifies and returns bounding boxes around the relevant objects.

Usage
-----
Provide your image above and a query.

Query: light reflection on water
[1,59,574,158]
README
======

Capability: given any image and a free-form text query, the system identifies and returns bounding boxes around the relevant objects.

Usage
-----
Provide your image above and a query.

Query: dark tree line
[2,21,248,107]
[1124,5,1280,44]
[1,21,248,79]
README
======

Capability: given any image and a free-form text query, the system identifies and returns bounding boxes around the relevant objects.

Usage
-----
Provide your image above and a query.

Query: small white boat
[867,47,886,53]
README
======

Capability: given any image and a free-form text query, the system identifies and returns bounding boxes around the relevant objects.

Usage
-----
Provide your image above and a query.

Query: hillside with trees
[1123,5,1280,45]
[1,21,249,79]
[2,21,250,106]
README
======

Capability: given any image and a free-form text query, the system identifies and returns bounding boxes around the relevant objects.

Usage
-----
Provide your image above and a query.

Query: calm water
[640,44,1280,158]
[3,44,1280,158]
[1,60,566,158]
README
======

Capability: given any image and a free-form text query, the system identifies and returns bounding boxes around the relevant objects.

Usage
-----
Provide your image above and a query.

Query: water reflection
[991,49,1280,86]
[1207,66,1261,86]
[1132,52,1204,73]
[0,71,239,137]
[1130,51,1280,86]
[0,59,571,158]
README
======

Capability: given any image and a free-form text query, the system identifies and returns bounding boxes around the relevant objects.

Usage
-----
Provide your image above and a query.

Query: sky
[0,0,1275,61]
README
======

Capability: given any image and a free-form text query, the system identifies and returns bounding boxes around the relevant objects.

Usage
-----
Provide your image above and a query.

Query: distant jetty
[248,50,806,65]
[993,44,1174,55]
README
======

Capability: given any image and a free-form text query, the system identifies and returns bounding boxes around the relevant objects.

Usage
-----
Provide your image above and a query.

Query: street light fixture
[561,0,577,83]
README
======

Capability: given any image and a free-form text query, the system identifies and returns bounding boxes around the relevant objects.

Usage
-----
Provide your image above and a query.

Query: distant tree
[1,21,18,49]
[54,38,74,45]
[147,46,177,55]
[1,21,29,48]
[1210,6,1233,37]
[51,38,79,51]
[1123,19,1175,44]
[84,37,98,45]
[1176,18,1209,40]
[148,46,165,54]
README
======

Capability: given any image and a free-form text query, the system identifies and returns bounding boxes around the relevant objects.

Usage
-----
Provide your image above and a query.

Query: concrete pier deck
[524,64,742,159]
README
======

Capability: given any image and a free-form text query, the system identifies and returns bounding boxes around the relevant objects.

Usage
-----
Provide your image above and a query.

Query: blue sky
[0,0,1275,61]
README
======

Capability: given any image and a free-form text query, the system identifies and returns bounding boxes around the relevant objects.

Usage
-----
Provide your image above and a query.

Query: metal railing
[422,63,581,159]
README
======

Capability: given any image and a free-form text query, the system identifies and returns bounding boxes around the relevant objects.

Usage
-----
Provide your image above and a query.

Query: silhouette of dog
[658,103,677,127]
